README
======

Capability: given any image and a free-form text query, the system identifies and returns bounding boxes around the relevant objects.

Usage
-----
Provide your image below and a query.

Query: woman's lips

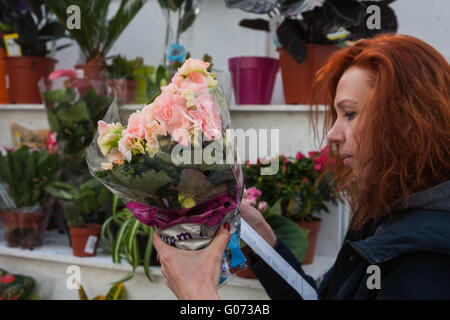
[343,156,352,166]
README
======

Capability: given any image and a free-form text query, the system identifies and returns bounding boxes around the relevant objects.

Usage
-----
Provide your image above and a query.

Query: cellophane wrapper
[86,60,247,285]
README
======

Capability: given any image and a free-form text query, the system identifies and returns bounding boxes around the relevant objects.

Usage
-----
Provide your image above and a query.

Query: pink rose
[296,152,305,161]
[172,128,191,147]
[247,187,262,199]
[127,112,145,139]
[118,132,145,162]
[152,92,191,134]
[188,93,222,140]
[308,151,317,158]
[314,163,323,171]
[177,58,210,76]
[106,147,124,165]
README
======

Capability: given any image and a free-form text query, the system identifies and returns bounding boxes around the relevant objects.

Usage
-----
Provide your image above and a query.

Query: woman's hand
[240,200,277,248]
[152,223,231,300]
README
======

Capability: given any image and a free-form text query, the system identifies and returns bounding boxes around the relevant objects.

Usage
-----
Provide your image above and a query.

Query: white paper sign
[84,235,98,255]
[240,218,318,300]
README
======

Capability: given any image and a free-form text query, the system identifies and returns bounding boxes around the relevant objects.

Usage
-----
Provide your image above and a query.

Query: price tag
[84,235,98,255]
[3,33,22,57]
[240,218,318,300]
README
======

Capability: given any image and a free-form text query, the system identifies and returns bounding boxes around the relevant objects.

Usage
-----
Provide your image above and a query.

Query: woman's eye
[344,112,356,120]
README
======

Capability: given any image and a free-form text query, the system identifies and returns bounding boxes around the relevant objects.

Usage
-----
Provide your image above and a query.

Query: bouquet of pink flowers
[86,58,245,284]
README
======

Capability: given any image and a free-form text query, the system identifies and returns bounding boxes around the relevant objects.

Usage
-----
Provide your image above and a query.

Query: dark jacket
[248,180,450,299]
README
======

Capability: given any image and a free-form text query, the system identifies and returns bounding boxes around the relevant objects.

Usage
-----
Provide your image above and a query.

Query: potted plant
[225,0,398,104]
[243,147,340,264]
[0,0,69,103]
[107,55,143,105]
[100,195,156,284]
[0,34,7,103]
[45,0,147,79]
[157,0,202,67]
[0,268,41,300]
[45,179,111,257]
[40,72,112,185]
[0,145,59,249]
[237,188,309,278]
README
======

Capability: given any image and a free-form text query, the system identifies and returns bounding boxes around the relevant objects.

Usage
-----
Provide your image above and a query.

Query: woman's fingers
[207,223,231,259]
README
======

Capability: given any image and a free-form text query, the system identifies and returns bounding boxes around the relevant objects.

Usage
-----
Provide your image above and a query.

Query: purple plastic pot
[229,56,279,105]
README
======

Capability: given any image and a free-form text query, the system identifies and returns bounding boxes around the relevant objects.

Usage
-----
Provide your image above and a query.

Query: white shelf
[0,226,334,289]
[229,104,326,112]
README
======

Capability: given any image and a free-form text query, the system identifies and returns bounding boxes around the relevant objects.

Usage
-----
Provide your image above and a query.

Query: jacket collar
[348,208,450,264]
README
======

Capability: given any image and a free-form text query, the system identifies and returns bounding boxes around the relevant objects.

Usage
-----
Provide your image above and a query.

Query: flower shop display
[0,268,40,300]
[78,281,126,300]
[40,70,112,185]
[87,58,247,285]
[107,55,144,105]
[0,145,59,249]
[45,178,110,257]
[45,0,147,79]
[226,0,398,104]
[0,0,69,103]
[100,195,157,283]
[237,187,309,277]
[244,147,339,264]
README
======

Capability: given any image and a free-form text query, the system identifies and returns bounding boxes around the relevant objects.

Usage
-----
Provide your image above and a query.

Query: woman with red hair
[153,34,450,299]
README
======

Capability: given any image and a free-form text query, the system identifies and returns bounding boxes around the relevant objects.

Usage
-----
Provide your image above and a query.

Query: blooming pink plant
[97,58,224,164]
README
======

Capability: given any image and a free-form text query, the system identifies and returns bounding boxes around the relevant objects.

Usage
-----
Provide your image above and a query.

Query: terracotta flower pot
[4,56,57,103]
[74,62,107,80]
[74,62,108,97]
[236,245,257,279]
[295,218,322,265]
[108,78,137,104]
[279,45,339,105]
[0,48,8,103]
[69,223,102,257]
[0,208,48,249]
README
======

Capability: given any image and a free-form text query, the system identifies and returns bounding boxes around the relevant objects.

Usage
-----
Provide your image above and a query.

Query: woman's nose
[326,120,345,144]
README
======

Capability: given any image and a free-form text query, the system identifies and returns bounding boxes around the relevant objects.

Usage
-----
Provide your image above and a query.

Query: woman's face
[326,66,373,170]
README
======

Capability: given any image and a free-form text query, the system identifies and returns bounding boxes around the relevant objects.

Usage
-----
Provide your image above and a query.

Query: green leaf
[112,220,132,263]
[105,282,125,300]
[77,282,89,300]
[173,169,228,203]
[266,214,309,263]
[43,88,67,103]
[56,100,90,122]
[143,226,154,282]
[266,199,282,216]
[126,219,141,256]
[100,216,115,253]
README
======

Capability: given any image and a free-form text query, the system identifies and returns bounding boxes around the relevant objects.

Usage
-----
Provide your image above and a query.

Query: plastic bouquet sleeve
[86,58,247,285]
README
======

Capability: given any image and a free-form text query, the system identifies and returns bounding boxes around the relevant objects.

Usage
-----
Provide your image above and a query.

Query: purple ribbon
[127,194,237,230]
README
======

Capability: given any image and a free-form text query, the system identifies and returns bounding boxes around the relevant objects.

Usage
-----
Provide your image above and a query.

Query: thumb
[152,230,168,253]
[209,223,231,255]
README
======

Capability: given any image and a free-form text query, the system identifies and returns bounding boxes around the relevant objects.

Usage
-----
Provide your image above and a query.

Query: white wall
[51,0,450,106]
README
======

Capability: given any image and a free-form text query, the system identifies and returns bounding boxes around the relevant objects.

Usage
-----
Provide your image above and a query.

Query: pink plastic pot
[229,56,279,105]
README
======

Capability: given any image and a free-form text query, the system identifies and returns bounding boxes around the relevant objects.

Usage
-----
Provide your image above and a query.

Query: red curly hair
[310,34,450,231]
